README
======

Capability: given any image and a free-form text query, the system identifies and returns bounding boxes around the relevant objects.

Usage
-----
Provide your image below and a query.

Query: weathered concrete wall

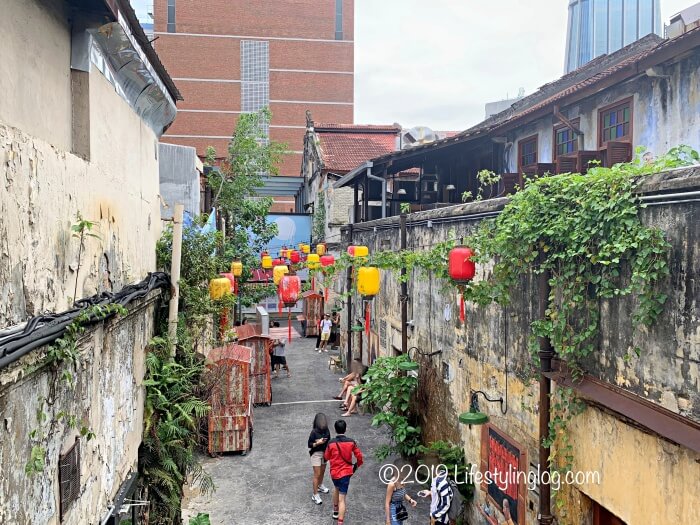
[0,293,159,525]
[342,167,700,524]
[506,51,700,171]
[159,143,201,219]
[0,1,161,326]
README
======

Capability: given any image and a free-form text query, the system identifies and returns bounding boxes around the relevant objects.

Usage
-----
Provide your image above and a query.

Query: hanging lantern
[347,245,369,258]
[260,251,269,260]
[448,246,475,323]
[272,257,285,267]
[307,253,321,270]
[357,267,380,299]
[210,277,232,339]
[301,244,311,254]
[289,250,301,264]
[279,275,301,342]
[279,275,301,307]
[316,243,326,256]
[273,265,289,285]
[209,277,232,300]
[320,254,335,300]
[261,255,273,269]
[220,272,236,293]
[231,260,243,277]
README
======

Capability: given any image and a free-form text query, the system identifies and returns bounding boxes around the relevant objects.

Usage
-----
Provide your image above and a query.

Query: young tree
[207,108,288,306]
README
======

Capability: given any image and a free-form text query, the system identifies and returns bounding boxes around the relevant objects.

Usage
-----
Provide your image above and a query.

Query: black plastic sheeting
[0,272,170,370]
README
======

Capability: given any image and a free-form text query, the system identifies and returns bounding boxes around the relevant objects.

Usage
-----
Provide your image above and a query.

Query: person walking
[308,413,331,505]
[318,314,333,353]
[324,420,364,525]
[418,466,453,525]
[384,467,417,525]
[271,337,290,378]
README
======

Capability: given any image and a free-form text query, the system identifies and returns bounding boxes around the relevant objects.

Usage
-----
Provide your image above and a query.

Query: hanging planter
[448,246,475,323]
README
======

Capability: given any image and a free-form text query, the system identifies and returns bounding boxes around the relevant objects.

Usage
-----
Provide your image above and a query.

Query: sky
[131,0,692,131]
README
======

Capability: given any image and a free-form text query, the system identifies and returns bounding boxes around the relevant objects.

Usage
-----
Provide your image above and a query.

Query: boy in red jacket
[323,419,364,524]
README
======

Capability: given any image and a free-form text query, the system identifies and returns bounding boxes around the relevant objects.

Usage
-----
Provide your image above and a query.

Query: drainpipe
[366,165,387,219]
[400,213,408,354]
[537,256,555,525]
[346,223,354,369]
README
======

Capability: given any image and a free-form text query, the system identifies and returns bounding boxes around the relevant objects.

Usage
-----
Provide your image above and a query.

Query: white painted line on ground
[271,399,340,406]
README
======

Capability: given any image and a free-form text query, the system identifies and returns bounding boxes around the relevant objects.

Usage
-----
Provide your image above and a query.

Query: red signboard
[480,424,527,525]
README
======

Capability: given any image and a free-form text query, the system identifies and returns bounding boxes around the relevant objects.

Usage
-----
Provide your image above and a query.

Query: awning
[333,161,372,189]
[256,176,304,197]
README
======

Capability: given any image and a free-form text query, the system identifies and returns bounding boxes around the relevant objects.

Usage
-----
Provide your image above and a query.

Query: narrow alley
[182,330,431,525]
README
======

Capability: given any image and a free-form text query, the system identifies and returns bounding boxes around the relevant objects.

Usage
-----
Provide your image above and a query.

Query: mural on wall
[264,214,312,257]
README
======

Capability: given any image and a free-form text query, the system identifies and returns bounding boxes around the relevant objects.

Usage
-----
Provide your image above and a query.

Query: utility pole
[167,204,184,353]
[537,257,555,525]
[400,213,408,354]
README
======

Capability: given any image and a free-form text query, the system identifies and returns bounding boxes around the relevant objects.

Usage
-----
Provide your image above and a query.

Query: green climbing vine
[25,303,127,474]
[322,145,697,478]
[313,191,327,241]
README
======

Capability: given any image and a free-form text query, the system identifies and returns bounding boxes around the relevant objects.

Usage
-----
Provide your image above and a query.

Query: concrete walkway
[182,328,431,524]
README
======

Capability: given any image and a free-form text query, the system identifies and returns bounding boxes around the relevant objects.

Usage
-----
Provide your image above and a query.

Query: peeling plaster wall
[0,293,158,525]
[343,168,700,524]
[506,51,700,172]
[0,0,161,326]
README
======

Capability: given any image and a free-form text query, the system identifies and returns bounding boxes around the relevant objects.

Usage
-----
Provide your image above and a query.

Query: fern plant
[140,337,213,524]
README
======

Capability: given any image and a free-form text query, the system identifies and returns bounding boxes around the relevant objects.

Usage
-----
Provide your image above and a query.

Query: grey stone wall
[341,167,700,522]
[0,292,159,525]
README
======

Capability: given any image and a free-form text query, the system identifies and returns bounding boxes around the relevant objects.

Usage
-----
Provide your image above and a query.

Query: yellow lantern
[209,277,232,300]
[307,253,321,270]
[273,265,289,285]
[262,255,273,269]
[316,244,326,256]
[347,245,369,258]
[231,260,243,277]
[301,244,311,254]
[357,267,380,298]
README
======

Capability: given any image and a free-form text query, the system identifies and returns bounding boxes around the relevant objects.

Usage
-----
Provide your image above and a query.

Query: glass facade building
[565,0,662,72]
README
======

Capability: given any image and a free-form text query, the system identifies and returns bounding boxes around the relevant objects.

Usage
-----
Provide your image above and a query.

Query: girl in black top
[308,413,331,504]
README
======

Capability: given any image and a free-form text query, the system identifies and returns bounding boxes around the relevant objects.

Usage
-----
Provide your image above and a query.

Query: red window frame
[517,135,538,173]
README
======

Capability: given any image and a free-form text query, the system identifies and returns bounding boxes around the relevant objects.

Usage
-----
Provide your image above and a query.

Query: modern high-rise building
[565,0,662,72]
[151,0,354,180]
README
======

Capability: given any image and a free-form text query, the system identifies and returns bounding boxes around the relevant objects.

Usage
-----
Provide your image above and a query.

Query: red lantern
[279,275,301,307]
[320,255,335,300]
[260,250,269,260]
[448,246,475,323]
[273,258,285,267]
[278,275,301,341]
[289,250,301,264]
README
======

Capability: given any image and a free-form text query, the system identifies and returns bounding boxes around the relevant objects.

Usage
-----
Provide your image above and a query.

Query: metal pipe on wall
[537,257,555,525]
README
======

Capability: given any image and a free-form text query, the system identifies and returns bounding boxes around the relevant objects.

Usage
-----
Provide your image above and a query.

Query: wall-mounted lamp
[397,188,407,195]
[445,184,456,191]
[458,390,507,427]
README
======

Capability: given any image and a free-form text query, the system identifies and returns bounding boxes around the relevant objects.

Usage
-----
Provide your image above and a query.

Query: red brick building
[151,0,354,188]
